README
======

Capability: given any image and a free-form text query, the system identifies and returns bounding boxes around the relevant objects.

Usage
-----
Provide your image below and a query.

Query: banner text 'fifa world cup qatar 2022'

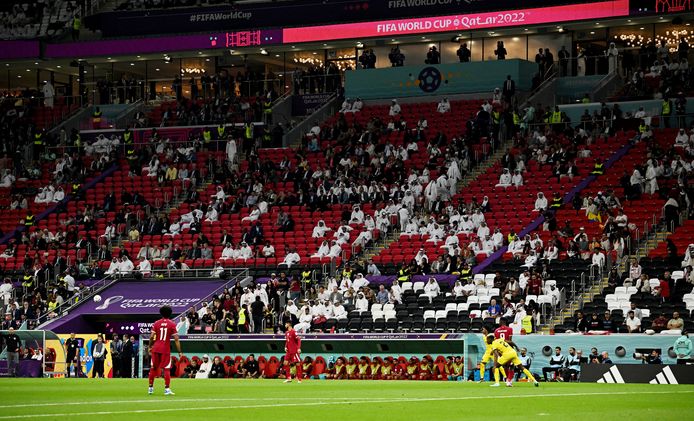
[282,0,631,43]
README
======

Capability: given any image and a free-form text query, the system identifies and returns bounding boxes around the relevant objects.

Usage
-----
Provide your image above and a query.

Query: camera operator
[640,350,662,364]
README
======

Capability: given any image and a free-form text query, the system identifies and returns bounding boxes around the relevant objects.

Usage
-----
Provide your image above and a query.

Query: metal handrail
[34,274,118,330]
[281,92,339,147]
[172,268,250,325]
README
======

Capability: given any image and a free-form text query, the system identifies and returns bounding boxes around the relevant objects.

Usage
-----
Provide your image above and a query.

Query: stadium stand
[0,2,693,344]
[551,127,694,334]
[0,0,78,40]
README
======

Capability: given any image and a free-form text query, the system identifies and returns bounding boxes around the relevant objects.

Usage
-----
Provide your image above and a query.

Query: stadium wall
[559,97,694,126]
[344,59,536,100]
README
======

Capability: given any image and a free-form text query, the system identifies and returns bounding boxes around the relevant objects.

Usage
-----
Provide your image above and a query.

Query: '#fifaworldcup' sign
[283,0,630,43]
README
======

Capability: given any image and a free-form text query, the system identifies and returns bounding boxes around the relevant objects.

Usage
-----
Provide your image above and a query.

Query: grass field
[1,379,693,420]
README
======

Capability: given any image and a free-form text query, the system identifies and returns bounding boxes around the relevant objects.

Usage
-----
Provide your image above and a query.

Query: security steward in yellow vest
[22,272,34,289]
[216,124,226,151]
[342,266,353,281]
[216,124,225,140]
[72,182,82,200]
[521,315,533,333]
[122,128,133,155]
[73,131,82,155]
[237,306,248,333]
[124,128,137,165]
[550,193,563,209]
[243,123,254,153]
[458,264,472,283]
[301,270,312,289]
[397,265,411,282]
[33,130,45,158]
[203,127,212,151]
[550,106,562,129]
[512,111,520,129]
[491,110,500,129]
[590,160,604,176]
[263,99,272,125]
[24,212,35,227]
[661,98,672,128]
[263,126,272,146]
[92,107,102,128]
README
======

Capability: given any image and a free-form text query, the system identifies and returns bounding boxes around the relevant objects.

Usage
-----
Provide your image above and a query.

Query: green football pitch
[0,379,692,420]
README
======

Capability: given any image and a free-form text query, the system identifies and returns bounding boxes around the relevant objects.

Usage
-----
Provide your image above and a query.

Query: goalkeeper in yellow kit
[490,335,539,387]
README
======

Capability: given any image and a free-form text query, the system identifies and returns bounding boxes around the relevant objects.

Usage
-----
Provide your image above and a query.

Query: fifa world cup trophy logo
[656,0,691,12]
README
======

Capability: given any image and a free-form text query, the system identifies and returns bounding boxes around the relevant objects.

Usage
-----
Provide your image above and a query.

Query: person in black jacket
[121,335,136,378]
[426,46,440,64]
[574,311,589,332]
[4,328,21,377]
[209,357,226,378]
[241,354,260,378]
[456,43,471,62]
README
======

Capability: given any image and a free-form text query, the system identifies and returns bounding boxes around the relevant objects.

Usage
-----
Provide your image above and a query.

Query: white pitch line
[0,396,413,410]
[2,390,693,419]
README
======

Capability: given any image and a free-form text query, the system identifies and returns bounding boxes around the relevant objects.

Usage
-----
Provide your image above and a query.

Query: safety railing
[33,274,118,330]
[172,268,250,326]
[282,92,339,147]
[27,95,85,132]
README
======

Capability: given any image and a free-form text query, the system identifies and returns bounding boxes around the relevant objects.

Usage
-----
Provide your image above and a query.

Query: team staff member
[4,327,21,377]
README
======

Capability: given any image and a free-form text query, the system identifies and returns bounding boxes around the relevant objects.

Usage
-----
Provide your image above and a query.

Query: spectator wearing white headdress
[534,192,548,211]
[0,170,15,188]
[496,168,512,187]
[312,220,332,238]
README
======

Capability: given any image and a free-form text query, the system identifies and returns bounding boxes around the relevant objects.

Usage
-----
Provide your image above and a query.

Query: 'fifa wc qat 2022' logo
[95,295,124,310]
[418,67,442,92]
[95,295,201,310]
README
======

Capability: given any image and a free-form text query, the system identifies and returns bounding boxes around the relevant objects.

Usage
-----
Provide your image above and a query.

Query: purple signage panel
[0,40,40,60]
[78,280,225,315]
[43,29,282,58]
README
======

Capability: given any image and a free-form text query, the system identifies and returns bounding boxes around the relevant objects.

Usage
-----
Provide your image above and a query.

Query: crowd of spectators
[0,0,80,40]
[619,40,692,101]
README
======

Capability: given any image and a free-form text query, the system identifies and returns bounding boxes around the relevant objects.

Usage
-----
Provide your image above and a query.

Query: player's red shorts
[284,353,300,364]
[151,352,171,371]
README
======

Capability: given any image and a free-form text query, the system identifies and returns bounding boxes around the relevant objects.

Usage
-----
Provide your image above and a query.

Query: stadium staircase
[102,161,218,265]
[546,229,671,333]
[467,130,646,331]
[545,128,689,332]
[359,142,512,270]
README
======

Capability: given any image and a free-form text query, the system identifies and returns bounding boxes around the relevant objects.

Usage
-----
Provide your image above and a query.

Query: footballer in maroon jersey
[283,321,302,383]
[494,318,515,383]
[494,318,514,342]
[148,306,183,395]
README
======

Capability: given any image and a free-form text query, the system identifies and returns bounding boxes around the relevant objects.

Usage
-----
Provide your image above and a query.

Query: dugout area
[138,333,485,378]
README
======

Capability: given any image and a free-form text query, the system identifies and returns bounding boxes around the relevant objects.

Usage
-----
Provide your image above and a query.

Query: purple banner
[0,360,42,378]
[0,40,40,60]
[44,29,282,58]
[78,280,226,315]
